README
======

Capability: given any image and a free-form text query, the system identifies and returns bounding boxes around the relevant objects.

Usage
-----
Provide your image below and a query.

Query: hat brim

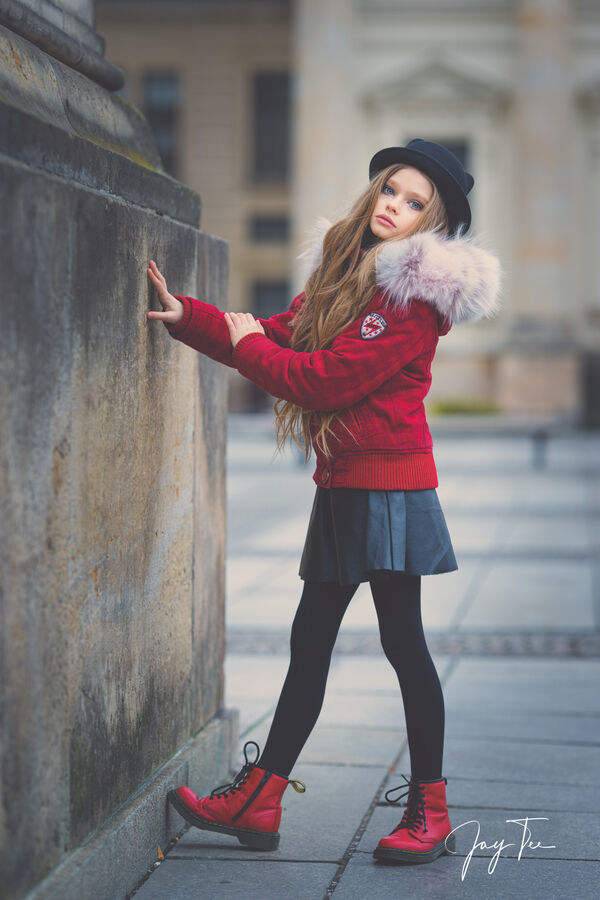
[368,147,472,234]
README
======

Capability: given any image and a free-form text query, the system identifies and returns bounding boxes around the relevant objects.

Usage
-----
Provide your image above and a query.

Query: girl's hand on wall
[147,260,184,324]
[224,311,266,347]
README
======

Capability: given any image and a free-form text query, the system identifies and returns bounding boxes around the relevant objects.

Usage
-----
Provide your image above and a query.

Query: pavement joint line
[321,654,461,897]
[437,774,599,788]
[448,554,495,632]
[376,802,595,813]
[442,736,600,748]
[165,856,341,864]
[354,850,600,862]
[238,704,277,740]
[126,824,188,898]
[321,751,406,899]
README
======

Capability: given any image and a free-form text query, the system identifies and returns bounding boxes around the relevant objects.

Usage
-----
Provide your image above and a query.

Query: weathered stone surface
[0,102,229,897]
[0,24,156,166]
[11,1,100,55]
[0,104,200,227]
[27,712,238,900]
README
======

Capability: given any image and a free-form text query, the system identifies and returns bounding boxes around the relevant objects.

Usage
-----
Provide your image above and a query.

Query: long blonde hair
[273,164,450,462]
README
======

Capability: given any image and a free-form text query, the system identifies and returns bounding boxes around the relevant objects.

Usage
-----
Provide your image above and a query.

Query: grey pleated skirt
[298,486,458,585]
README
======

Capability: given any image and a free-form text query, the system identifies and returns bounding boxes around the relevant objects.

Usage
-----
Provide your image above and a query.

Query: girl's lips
[376,215,394,227]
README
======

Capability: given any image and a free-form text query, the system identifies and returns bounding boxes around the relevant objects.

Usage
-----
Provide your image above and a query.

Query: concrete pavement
[132,414,600,899]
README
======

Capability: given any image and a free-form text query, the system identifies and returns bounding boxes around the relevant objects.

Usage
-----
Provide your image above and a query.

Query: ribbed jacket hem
[314,451,439,490]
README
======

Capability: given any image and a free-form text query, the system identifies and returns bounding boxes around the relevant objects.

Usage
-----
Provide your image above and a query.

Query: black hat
[368,139,474,235]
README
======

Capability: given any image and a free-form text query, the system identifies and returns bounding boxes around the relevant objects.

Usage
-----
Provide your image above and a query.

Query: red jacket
[165,221,501,490]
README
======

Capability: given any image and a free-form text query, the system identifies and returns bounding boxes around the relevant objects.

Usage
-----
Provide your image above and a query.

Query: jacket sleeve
[230,301,437,411]
[163,293,304,367]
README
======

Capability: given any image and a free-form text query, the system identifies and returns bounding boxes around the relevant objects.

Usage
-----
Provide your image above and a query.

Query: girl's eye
[409,200,423,211]
[383,185,394,195]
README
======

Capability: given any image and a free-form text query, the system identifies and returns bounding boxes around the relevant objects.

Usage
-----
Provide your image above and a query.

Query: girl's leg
[369,572,445,781]
[258,579,359,777]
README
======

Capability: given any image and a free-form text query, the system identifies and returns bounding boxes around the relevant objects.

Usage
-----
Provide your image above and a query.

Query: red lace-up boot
[168,741,306,851]
[373,774,456,864]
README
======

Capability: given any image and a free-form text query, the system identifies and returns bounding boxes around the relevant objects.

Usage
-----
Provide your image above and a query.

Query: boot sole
[167,789,280,851]
[373,832,456,865]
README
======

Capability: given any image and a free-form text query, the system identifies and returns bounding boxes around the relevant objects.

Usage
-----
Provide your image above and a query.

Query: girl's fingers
[147,267,163,286]
[148,261,167,286]
[147,310,180,323]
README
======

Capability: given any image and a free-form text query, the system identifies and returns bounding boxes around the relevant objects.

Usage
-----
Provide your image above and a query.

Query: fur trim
[297,217,502,325]
[296,216,332,279]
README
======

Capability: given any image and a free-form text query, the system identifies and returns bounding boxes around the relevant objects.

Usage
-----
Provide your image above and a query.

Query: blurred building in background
[97,0,600,423]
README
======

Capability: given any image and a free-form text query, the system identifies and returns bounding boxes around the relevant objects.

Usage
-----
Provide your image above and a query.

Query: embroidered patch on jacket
[360,312,388,340]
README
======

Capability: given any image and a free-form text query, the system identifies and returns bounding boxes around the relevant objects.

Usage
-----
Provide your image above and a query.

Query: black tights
[258,573,445,781]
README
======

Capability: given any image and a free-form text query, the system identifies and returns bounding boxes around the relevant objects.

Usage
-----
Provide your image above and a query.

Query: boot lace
[210,741,260,798]
[385,774,427,835]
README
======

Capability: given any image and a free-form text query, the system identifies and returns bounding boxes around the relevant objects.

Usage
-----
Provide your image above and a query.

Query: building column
[291,0,359,293]
[497,0,579,414]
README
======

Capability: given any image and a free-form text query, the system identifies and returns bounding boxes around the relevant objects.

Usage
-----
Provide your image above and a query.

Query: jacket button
[322,469,330,483]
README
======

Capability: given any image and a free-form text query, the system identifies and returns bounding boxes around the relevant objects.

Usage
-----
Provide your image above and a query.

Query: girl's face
[369,166,434,241]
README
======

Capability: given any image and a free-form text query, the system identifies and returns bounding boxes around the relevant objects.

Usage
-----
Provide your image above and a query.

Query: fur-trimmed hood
[297,217,502,334]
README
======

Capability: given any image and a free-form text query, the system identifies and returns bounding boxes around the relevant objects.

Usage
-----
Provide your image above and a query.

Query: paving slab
[442,658,600,714]
[325,653,454,694]
[443,775,600,814]
[227,568,480,632]
[380,748,600,812]
[510,475,592,512]
[444,707,600,745]
[427,735,599,785]
[225,554,284,594]
[133,859,339,899]
[504,515,593,553]
[335,854,600,900]
[227,652,451,737]
[226,655,291,705]
[227,591,299,629]
[357,804,600,861]
[546,435,600,468]
[314,689,406,729]
[419,562,482,628]
[433,437,533,468]
[459,559,595,630]
[249,516,313,553]
[242,719,407,768]
[438,476,521,510]
[439,515,505,554]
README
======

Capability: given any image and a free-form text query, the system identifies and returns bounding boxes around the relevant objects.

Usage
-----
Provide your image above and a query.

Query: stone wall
[0,11,236,897]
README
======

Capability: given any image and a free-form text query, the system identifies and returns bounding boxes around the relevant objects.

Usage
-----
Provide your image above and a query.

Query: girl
[147,139,501,866]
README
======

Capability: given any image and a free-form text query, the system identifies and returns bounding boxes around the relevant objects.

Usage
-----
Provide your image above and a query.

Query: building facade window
[247,279,290,412]
[142,70,180,178]
[252,72,291,182]
[249,214,290,242]
[428,138,470,171]
[251,280,290,318]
